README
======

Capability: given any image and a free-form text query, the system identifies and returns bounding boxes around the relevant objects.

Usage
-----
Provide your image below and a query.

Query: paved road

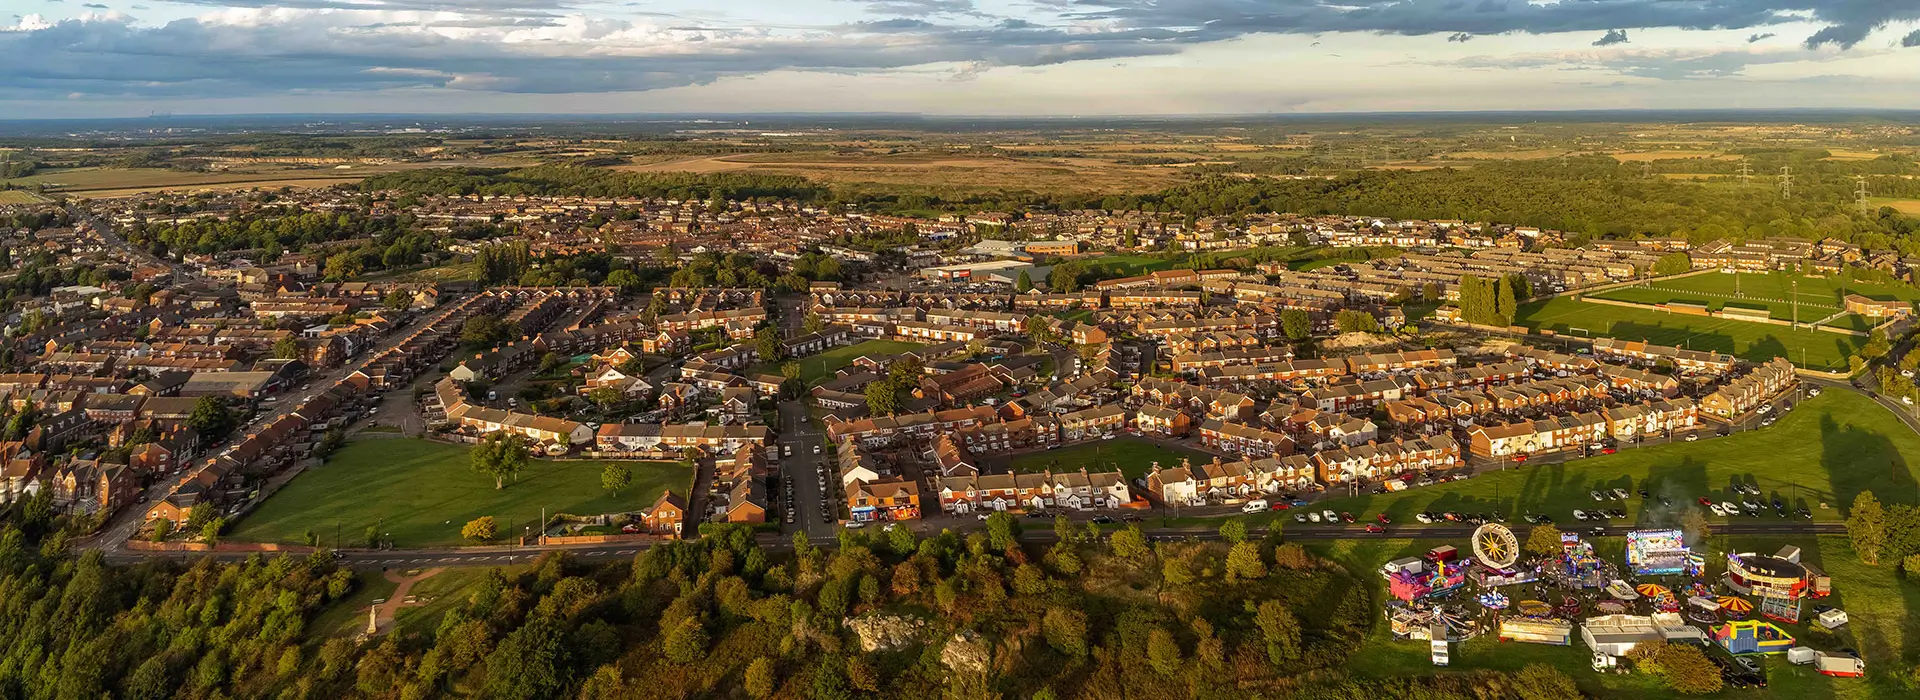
[777,398,837,539]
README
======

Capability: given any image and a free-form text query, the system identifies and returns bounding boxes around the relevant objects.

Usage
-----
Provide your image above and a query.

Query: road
[776,398,838,539]
[72,206,188,279]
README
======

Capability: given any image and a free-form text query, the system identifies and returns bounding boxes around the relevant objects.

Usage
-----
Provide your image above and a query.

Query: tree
[1652,252,1692,276]
[1524,524,1563,557]
[1225,541,1267,580]
[1110,525,1149,559]
[803,312,825,334]
[1218,519,1246,544]
[1161,556,1194,587]
[188,397,236,441]
[462,516,498,543]
[1146,628,1182,675]
[461,314,512,348]
[781,361,803,381]
[986,511,1020,550]
[1661,501,1708,541]
[1334,309,1381,334]
[1849,490,1888,565]
[1015,269,1034,293]
[755,325,785,362]
[1495,274,1517,326]
[200,517,226,546]
[1254,600,1302,664]
[864,381,899,416]
[1513,663,1581,700]
[383,290,413,310]
[470,432,530,489]
[485,615,570,700]
[150,518,172,542]
[1651,643,1723,694]
[1280,309,1312,341]
[1041,607,1088,657]
[1048,262,1081,293]
[601,463,632,496]
[271,335,301,360]
[605,269,642,291]
[663,617,709,663]
[587,386,622,411]
[745,657,776,699]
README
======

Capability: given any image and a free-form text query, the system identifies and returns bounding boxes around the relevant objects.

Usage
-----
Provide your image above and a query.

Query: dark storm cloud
[1903,29,1920,47]
[1447,32,1472,42]
[1748,32,1775,41]
[1593,28,1629,45]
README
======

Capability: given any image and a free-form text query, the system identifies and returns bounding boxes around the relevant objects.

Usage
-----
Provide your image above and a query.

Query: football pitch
[1590,270,1919,328]
[1514,296,1865,371]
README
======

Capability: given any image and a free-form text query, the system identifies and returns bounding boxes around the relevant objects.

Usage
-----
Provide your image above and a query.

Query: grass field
[1080,254,1182,276]
[1253,390,1918,529]
[229,438,690,548]
[1514,296,1863,370]
[1008,437,1214,479]
[0,160,525,196]
[1871,198,1920,216]
[1314,533,1904,698]
[1591,271,1919,326]
[755,339,924,384]
[0,190,45,204]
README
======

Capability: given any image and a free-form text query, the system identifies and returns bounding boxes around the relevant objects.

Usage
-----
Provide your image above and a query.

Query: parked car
[1685,433,1700,442]
[1364,524,1386,534]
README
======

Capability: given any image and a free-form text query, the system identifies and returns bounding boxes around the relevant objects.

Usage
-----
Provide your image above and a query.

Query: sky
[3,0,1920,118]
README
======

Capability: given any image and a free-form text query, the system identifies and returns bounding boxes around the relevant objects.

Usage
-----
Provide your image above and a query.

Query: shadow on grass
[1824,413,1920,511]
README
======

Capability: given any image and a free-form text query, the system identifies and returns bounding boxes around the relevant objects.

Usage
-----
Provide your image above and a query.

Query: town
[0,177,1914,696]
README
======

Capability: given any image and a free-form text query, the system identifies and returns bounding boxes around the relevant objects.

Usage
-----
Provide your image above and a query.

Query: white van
[1242,499,1269,514]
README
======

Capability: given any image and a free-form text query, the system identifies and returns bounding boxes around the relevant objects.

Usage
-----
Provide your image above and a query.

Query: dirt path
[369,567,445,635]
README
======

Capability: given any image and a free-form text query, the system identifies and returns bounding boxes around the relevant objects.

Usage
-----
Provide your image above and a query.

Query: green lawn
[1245,391,1920,528]
[1008,437,1214,479]
[391,566,519,634]
[1591,271,1918,326]
[756,339,923,384]
[229,438,690,548]
[1080,254,1182,276]
[1313,534,1906,699]
[1515,295,1864,370]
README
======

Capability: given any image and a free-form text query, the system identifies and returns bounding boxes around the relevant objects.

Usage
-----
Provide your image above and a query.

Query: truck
[1814,652,1866,678]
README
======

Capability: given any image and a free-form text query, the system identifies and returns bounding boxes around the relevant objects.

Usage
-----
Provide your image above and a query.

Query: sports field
[1515,296,1864,370]
[1590,271,1918,328]
[228,438,690,548]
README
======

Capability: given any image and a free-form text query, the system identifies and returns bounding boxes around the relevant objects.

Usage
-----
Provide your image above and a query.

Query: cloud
[847,0,977,17]
[1457,46,1843,80]
[1904,29,1920,47]
[1593,29,1629,46]
[81,3,107,7]
[1447,32,1472,42]
[1748,32,1775,42]
[1067,0,1920,54]
[0,11,1190,99]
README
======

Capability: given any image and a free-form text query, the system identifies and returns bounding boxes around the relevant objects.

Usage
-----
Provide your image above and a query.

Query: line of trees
[1456,274,1520,327]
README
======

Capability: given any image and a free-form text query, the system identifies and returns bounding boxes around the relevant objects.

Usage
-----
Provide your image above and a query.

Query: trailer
[1814,652,1866,678]
[1787,647,1816,665]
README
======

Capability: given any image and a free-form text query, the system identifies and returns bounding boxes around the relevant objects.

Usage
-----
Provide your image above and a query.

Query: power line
[1856,176,1871,215]
[1779,166,1793,200]
[1738,162,1752,184]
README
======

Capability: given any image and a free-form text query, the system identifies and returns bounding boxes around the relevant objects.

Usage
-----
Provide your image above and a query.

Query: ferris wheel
[1472,523,1521,570]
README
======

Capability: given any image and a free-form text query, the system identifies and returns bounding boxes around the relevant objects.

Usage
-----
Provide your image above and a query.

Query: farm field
[1315,534,1901,699]
[1006,436,1214,479]
[755,339,923,384]
[1871,197,1920,216]
[228,438,690,548]
[1514,296,1864,370]
[1254,391,1914,531]
[614,150,1185,193]
[1590,271,1920,326]
[0,190,45,204]
[0,159,526,196]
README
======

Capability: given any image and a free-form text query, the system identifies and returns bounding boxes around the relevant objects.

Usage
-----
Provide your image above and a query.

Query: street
[776,398,838,539]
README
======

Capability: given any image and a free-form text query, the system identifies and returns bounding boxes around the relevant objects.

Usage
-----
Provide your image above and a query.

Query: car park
[1573,510,1588,521]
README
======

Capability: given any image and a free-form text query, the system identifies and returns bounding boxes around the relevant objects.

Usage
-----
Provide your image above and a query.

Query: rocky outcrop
[847,614,927,653]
